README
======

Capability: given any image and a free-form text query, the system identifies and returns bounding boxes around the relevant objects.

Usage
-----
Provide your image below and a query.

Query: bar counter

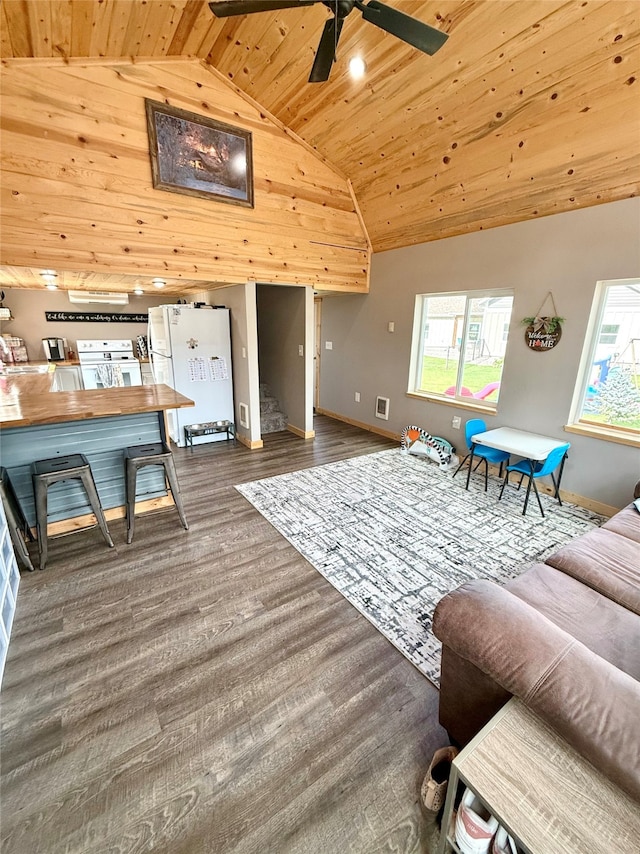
[0,371,193,427]
[0,373,194,535]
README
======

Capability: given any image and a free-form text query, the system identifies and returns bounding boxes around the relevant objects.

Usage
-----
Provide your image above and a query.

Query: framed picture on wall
[145,99,254,208]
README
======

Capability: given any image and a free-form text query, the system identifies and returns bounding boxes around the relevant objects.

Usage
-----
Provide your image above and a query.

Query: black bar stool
[0,466,36,572]
[124,442,188,544]
[31,454,114,570]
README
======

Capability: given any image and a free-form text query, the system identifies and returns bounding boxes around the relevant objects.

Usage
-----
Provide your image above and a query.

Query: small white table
[470,427,568,461]
[470,427,569,514]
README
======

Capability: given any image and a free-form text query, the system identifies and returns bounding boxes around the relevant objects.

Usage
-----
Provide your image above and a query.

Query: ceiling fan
[208,1,449,83]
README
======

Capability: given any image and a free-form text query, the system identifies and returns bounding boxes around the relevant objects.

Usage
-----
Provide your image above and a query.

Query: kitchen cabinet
[53,366,83,391]
[141,362,155,385]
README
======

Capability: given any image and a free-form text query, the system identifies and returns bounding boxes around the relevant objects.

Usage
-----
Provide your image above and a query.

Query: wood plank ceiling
[1,0,639,294]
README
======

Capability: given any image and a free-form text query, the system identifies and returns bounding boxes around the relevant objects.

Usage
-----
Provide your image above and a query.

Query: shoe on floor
[454,787,499,854]
[420,744,459,812]
[492,825,518,854]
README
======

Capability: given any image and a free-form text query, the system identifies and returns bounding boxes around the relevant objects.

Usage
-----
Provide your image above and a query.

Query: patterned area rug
[236,449,605,685]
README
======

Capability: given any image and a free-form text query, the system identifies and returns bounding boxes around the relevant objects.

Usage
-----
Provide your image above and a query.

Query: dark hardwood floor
[1,416,446,854]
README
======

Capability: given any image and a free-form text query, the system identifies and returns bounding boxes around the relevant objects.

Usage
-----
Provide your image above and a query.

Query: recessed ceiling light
[152,278,166,289]
[134,287,144,296]
[349,56,367,79]
[40,270,58,289]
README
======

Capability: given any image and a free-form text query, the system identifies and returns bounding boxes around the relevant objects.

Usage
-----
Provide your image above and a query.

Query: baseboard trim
[317,410,619,517]
[287,424,315,439]
[43,496,175,537]
[237,434,264,450]
[315,408,400,442]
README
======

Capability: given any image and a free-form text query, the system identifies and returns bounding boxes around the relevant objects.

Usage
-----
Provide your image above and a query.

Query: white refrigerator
[148,305,234,447]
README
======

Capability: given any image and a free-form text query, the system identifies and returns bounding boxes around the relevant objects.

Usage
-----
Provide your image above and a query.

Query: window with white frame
[571,279,640,436]
[409,289,514,406]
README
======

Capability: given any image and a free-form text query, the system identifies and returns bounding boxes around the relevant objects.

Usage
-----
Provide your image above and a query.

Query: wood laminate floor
[1,416,447,854]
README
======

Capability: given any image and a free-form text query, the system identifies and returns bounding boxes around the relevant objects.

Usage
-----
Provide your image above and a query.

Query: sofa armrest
[433,579,640,803]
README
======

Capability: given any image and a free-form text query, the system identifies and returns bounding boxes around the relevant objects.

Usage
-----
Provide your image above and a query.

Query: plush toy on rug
[400,426,459,471]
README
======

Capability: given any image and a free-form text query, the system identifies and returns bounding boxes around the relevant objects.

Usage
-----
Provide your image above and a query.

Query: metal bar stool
[124,442,188,544]
[1,466,36,572]
[31,454,114,570]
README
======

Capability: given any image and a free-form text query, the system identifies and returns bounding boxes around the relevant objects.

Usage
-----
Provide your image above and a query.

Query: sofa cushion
[507,563,640,680]
[545,528,640,615]
[602,504,640,544]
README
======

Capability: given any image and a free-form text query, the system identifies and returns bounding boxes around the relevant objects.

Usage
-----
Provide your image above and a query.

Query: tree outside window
[576,280,640,434]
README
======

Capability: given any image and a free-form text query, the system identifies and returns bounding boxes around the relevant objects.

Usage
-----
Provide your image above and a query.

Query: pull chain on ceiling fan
[208,0,449,83]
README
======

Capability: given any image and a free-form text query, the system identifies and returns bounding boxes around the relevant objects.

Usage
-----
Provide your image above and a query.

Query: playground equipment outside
[419,355,502,400]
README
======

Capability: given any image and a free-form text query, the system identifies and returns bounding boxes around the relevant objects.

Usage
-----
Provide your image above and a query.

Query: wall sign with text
[522,315,564,352]
[45,311,148,323]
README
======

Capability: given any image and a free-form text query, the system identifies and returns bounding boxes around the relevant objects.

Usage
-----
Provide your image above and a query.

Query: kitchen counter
[0,375,192,428]
[1,380,194,535]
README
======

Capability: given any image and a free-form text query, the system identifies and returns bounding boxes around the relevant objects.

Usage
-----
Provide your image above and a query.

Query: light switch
[242,347,247,359]
[298,344,304,356]
[388,322,395,333]
[325,341,333,350]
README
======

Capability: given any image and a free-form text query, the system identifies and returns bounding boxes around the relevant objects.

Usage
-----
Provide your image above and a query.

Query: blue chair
[498,442,570,516]
[452,419,510,492]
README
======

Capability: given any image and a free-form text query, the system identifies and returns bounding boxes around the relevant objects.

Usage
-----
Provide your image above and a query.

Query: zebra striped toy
[400,426,458,470]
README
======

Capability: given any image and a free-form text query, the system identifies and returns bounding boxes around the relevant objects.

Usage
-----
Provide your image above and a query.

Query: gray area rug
[236,449,605,685]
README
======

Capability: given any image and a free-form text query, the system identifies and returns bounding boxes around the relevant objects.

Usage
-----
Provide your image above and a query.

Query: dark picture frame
[145,99,253,208]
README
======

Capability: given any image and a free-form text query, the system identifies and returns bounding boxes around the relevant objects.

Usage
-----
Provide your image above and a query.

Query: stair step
[260,397,281,414]
[261,412,288,434]
[259,383,286,433]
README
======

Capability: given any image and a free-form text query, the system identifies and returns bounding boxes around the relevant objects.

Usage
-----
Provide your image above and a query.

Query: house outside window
[409,289,514,407]
[571,279,640,437]
[599,324,620,346]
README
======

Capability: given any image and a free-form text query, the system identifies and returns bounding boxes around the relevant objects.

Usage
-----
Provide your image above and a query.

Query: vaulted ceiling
[1,0,639,294]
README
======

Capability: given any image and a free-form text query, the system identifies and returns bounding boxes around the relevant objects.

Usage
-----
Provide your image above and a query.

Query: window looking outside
[574,280,640,435]
[410,289,514,407]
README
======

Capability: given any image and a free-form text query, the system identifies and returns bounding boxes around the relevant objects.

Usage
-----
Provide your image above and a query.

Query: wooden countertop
[20,359,82,367]
[0,374,194,428]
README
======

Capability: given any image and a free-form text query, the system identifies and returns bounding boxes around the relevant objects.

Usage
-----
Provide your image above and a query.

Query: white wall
[205,283,260,446]
[319,198,640,509]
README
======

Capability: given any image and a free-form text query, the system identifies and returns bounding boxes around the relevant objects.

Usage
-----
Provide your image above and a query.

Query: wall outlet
[325,341,333,350]
[355,392,360,402]
[387,321,395,333]
[298,344,304,356]
[452,416,462,429]
[241,347,246,359]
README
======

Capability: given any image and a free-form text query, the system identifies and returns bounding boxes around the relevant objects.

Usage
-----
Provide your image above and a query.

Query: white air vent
[68,291,129,306]
[375,396,390,420]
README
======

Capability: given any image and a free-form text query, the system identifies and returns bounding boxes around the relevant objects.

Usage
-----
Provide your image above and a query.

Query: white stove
[77,339,142,389]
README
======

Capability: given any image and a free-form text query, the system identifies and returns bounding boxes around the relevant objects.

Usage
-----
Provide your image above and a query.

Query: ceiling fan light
[349,55,367,79]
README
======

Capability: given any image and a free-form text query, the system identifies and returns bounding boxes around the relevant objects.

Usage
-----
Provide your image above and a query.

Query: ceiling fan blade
[308,16,344,83]
[209,1,318,18]
[356,0,448,55]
